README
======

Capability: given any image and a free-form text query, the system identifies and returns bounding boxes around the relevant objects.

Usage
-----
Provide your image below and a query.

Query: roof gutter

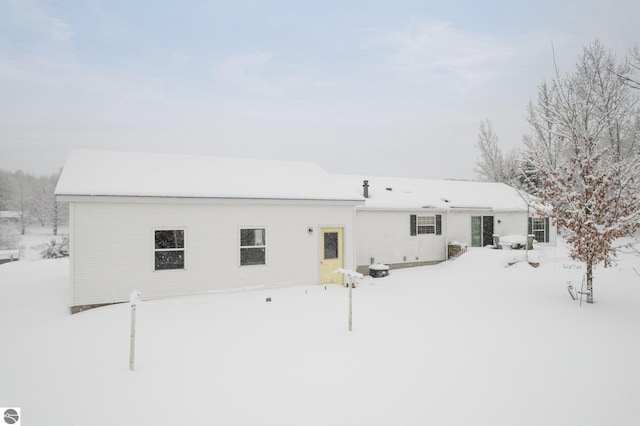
[56,194,365,206]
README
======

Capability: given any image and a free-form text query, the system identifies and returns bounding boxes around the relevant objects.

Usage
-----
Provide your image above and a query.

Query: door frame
[482,216,494,247]
[471,215,494,247]
[319,227,344,284]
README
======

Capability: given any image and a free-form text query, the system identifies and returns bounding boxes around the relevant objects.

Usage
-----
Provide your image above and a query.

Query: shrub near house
[40,238,69,259]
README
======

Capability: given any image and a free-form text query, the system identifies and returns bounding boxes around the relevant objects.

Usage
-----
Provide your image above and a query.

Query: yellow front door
[320,228,344,284]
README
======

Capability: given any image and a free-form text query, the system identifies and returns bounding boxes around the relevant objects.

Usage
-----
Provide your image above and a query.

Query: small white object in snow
[369,263,389,271]
[334,268,364,279]
[130,290,141,306]
[498,234,533,250]
[448,241,467,247]
[500,235,527,245]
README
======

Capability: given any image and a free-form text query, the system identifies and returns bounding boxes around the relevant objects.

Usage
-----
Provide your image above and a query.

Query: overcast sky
[1,0,639,179]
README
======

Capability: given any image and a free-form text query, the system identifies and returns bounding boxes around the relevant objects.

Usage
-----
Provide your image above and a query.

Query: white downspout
[445,210,449,260]
[352,205,358,272]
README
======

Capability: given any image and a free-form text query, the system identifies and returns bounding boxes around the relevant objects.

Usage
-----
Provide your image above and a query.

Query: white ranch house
[56,150,555,312]
[55,150,363,313]
[337,175,556,274]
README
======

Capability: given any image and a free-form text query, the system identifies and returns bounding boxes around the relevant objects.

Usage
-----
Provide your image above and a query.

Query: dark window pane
[155,230,184,249]
[241,247,265,265]
[240,229,255,246]
[417,216,435,234]
[241,229,265,247]
[531,218,545,242]
[155,250,184,270]
[324,232,338,259]
[417,225,435,234]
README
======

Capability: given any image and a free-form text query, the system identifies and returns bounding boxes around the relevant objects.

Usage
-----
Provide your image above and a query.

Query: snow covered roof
[338,175,530,212]
[55,150,364,203]
[0,211,20,220]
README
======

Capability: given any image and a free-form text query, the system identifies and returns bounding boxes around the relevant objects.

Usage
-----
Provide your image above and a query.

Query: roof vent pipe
[363,180,369,198]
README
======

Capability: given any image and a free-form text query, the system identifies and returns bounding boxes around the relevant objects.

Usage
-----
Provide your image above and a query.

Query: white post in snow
[129,290,141,372]
[348,275,353,332]
[335,269,363,332]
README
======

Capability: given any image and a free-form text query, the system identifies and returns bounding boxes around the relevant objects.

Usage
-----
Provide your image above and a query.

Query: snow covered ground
[1,234,640,426]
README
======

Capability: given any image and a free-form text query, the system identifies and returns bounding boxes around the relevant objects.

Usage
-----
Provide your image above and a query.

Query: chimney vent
[363,180,369,198]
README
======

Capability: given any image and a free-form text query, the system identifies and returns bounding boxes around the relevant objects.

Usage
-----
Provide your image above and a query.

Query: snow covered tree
[632,45,640,85]
[10,171,37,235]
[32,170,66,235]
[0,223,20,250]
[616,45,640,90]
[502,148,522,186]
[0,168,67,236]
[474,119,521,184]
[0,170,15,211]
[474,119,503,182]
[526,40,640,303]
[524,82,568,180]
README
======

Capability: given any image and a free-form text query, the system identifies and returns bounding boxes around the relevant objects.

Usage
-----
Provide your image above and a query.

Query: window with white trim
[154,230,185,270]
[417,216,436,234]
[240,228,266,266]
[410,214,442,236]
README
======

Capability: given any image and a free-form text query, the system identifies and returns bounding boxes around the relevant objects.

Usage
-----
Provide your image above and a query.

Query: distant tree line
[0,168,67,239]
[474,40,640,303]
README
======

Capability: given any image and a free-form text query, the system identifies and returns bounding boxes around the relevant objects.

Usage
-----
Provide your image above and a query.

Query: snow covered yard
[1,242,640,426]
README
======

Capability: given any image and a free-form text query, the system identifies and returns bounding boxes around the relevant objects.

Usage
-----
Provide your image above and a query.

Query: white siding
[70,202,355,307]
[548,221,558,246]
[447,212,472,246]
[494,212,529,240]
[355,210,446,267]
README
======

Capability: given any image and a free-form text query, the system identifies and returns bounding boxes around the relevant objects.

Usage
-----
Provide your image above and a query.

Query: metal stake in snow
[129,290,141,371]
[335,269,363,332]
